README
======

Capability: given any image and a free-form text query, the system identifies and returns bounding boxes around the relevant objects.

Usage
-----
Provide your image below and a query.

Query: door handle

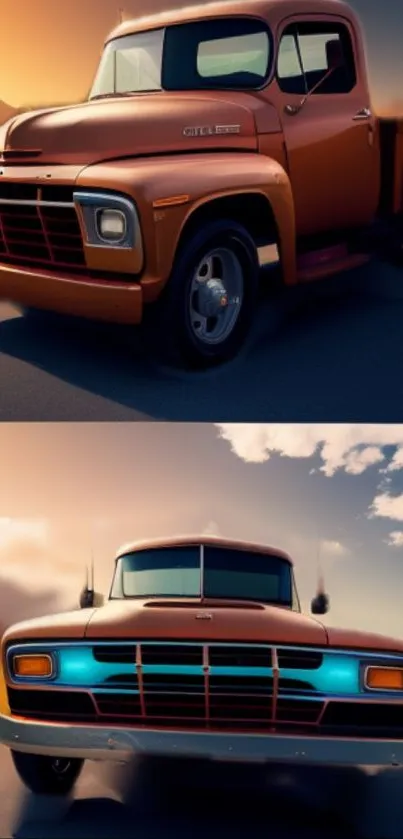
[353,108,372,121]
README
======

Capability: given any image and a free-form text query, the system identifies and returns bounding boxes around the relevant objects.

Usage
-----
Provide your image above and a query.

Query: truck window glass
[163,18,272,90]
[197,31,270,80]
[277,22,356,96]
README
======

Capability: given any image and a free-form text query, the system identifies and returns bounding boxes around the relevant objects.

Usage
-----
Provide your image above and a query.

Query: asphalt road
[3,747,403,839]
[1,260,403,421]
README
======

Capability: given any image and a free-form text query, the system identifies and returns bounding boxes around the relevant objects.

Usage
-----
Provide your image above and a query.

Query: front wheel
[144,219,260,369]
[11,750,84,796]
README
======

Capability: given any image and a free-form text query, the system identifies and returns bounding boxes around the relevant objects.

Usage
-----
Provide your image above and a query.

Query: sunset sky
[2,423,403,639]
[0,0,402,115]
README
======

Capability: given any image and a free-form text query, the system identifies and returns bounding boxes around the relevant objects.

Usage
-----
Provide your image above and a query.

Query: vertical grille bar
[203,644,210,723]
[36,188,55,263]
[136,644,146,718]
[0,211,9,255]
[271,646,279,723]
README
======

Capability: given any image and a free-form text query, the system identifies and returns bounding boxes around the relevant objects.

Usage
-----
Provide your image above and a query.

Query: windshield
[110,545,293,606]
[90,17,272,98]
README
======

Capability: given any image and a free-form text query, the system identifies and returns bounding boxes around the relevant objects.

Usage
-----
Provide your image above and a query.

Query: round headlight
[96,208,127,242]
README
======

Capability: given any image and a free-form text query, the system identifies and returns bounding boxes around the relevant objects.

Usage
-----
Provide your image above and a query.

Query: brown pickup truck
[3,534,403,796]
[0,0,401,367]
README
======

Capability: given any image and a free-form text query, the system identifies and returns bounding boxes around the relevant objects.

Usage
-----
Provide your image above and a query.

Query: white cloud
[0,517,49,550]
[370,492,403,521]
[320,540,349,556]
[385,531,403,548]
[371,493,403,522]
[215,424,403,477]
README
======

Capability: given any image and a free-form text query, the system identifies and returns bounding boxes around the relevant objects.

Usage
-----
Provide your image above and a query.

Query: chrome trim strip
[0,199,74,207]
[7,639,403,659]
[203,644,210,722]
[136,644,146,717]
[2,713,403,766]
[271,647,279,722]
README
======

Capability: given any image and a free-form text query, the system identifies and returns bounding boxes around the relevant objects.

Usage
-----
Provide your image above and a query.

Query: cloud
[371,493,403,522]
[320,540,349,556]
[215,425,403,477]
[0,517,49,550]
[385,531,403,548]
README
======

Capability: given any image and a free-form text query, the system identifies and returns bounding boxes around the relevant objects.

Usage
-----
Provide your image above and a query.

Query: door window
[277,21,357,95]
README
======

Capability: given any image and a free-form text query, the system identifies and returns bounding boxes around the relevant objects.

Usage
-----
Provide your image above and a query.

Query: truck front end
[3,536,403,796]
[0,5,274,337]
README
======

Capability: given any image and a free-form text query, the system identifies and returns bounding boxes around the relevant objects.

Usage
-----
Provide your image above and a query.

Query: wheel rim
[51,758,72,776]
[188,247,244,346]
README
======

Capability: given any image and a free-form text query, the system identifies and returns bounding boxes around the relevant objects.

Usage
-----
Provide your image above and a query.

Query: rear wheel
[143,219,260,369]
[11,750,84,796]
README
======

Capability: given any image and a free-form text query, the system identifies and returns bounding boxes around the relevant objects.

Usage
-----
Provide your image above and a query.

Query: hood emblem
[183,124,241,138]
[195,611,213,621]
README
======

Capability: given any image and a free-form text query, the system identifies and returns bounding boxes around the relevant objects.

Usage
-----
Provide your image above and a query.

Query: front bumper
[0,263,143,324]
[2,713,403,767]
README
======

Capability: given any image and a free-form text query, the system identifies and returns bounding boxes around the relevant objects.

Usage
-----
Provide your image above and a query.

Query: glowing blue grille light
[5,644,396,698]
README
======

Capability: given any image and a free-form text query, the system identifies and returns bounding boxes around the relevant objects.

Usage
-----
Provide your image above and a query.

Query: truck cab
[0,0,401,367]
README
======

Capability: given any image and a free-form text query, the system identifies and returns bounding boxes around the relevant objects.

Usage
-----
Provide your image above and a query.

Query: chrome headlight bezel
[73,191,141,250]
[7,648,58,682]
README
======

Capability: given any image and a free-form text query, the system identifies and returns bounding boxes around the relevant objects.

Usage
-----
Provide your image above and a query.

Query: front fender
[77,153,297,291]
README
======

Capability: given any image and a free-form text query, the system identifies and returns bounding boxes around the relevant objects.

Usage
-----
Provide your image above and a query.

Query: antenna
[79,550,95,609]
[118,7,125,23]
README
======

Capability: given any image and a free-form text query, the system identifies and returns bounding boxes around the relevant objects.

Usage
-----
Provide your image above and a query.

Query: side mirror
[325,39,344,70]
[311,592,330,615]
[79,587,104,608]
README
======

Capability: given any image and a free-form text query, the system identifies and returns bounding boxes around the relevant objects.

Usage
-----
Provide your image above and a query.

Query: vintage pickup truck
[0,0,402,367]
[2,534,403,796]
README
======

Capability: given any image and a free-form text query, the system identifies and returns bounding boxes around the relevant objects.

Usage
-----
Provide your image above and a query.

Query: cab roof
[107,0,356,42]
[115,534,293,563]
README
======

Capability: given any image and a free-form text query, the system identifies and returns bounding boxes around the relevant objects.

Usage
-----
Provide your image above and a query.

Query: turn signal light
[13,654,53,678]
[366,666,403,690]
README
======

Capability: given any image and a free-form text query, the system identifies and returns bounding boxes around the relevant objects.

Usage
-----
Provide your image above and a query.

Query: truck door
[275,17,380,237]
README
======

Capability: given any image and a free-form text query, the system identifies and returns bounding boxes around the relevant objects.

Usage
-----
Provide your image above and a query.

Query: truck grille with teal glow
[6,641,403,737]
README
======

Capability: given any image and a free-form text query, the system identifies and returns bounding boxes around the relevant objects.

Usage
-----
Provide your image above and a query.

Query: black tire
[144,219,260,369]
[11,750,84,796]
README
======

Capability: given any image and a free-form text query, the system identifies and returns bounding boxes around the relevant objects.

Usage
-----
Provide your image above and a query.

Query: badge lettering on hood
[195,612,213,620]
[183,124,241,138]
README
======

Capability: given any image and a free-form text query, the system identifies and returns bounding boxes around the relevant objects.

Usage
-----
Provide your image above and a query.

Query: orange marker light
[366,667,403,690]
[13,654,53,678]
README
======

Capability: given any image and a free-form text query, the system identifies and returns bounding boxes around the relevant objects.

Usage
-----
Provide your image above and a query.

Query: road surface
[1,260,403,421]
[1,748,403,839]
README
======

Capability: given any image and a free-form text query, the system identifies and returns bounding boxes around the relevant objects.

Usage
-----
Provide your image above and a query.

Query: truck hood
[3,602,403,655]
[2,608,96,643]
[84,599,328,644]
[0,93,259,167]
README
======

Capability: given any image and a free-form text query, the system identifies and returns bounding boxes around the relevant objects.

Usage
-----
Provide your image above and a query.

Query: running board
[296,243,370,283]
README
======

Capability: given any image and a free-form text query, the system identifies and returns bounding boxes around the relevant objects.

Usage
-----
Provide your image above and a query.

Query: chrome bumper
[2,714,403,766]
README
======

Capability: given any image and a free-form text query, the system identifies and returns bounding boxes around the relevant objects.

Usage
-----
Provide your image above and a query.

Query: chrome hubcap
[189,247,244,345]
[51,758,72,775]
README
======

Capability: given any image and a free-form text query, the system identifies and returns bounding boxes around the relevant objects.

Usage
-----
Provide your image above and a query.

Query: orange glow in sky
[0,0,402,115]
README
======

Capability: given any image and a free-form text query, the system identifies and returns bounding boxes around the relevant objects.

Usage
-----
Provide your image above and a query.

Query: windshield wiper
[90,92,135,101]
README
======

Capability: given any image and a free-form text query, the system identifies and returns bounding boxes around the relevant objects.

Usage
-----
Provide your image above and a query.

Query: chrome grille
[89,641,324,730]
[0,184,85,271]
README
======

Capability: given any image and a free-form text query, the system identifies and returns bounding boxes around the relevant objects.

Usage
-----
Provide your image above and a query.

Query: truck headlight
[96,208,127,243]
[365,665,403,690]
[12,653,53,679]
[73,191,140,250]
